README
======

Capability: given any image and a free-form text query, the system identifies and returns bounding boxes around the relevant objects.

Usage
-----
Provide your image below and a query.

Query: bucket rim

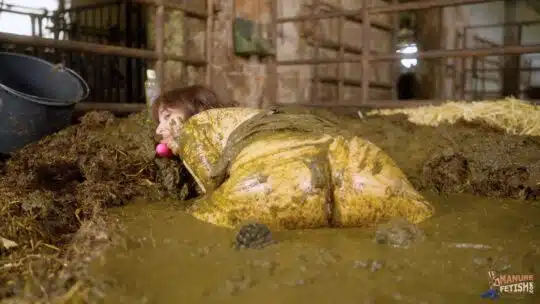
[0,52,89,107]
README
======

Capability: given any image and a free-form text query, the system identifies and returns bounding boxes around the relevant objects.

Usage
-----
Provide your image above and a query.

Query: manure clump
[0,111,194,302]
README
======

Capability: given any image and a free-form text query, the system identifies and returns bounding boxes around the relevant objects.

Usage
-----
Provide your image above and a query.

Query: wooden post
[480,57,486,99]
[205,0,213,86]
[437,6,444,100]
[501,0,520,98]
[460,27,467,99]
[337,0,344,104]
[391,0,399,101]
[155,2,165,93]
[415,4,443,100]
[452,29,459,100]
[311,0,322,103]
[472,56,478,100]
[266,0,278,107]
[361,0,371,104]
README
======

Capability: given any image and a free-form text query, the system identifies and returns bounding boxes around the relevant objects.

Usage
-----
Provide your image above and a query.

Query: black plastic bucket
[0,52,89,154]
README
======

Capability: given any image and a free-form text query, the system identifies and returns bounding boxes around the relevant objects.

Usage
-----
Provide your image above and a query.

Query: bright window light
[397,44,418,68]
[0,0,59,37]
[400,58,418,68]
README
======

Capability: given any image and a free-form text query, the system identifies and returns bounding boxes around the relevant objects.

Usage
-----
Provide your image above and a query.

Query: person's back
[151,85,434,229]
[176,106,434,229]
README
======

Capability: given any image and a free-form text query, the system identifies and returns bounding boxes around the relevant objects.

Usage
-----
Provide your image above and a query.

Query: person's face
[155,105,185,151]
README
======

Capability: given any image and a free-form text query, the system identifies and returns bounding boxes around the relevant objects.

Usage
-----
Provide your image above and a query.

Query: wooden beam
[74,102,145,115]
[502,0,520,97]
[0,32,206,65]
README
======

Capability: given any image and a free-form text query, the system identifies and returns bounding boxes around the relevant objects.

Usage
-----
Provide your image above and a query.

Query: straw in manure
[365,98,540,136]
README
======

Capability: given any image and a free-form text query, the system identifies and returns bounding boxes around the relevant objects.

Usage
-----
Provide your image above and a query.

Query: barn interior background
[1,0,540,114]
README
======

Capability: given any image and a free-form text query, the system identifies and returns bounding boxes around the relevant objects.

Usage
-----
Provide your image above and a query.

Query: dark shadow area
[397,72,420,100]
[525,85,540,100]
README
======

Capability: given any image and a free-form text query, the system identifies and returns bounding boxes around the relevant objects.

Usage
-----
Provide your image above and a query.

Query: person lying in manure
[152,85,434,229]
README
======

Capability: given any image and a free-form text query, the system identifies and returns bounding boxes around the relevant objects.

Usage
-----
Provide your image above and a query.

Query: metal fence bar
[132,0,207,19]
[73,98,450,114]
[466,20,540,29]
[369,0,490,14]
[0,0,212,113]
[267,0,540,107]
[0,0,208,66]
[74,102,145,114]
[276,99,448,108]
[55,1,124,12]
[277,44,540,65]
[276,0,491,23]
[469,67,540,72]
[0,32,206,65]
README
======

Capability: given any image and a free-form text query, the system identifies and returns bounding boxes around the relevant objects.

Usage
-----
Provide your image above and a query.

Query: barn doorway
[397,72,420,100]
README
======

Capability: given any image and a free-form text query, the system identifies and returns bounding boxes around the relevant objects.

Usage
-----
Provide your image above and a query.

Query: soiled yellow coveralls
[171,107,434,229]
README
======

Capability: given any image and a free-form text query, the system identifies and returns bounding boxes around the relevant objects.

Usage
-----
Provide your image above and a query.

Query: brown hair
[151,85,235,123]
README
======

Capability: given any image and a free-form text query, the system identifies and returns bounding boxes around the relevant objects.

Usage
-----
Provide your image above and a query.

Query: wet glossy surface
[92,193,540,303]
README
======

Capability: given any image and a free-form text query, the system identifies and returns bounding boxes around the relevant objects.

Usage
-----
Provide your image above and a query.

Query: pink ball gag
[155,143,173,158]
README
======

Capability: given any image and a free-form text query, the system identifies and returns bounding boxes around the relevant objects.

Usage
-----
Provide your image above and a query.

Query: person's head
[152,85,232,149]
